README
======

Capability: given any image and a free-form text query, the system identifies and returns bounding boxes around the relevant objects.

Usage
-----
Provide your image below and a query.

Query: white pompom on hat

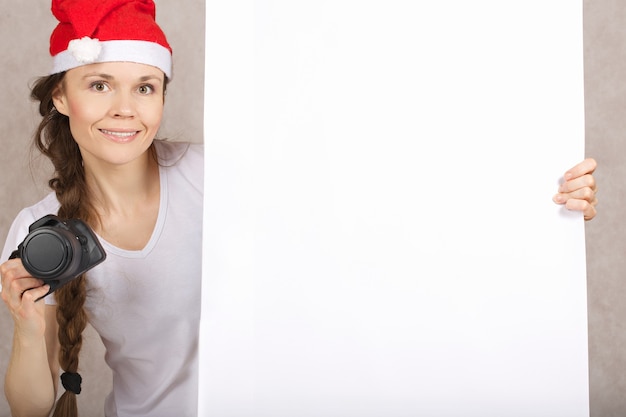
[49,0,172,79]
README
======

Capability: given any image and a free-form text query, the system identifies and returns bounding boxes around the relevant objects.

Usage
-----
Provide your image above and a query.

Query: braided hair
[31,72,89,417]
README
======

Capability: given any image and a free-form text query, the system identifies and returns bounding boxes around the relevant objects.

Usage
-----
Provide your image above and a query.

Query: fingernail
[564,172,573,180]
[553,194,564,203]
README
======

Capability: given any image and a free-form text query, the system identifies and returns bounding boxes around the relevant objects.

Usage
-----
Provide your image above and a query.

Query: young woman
[0,0,598,416]
[0,1,202,416]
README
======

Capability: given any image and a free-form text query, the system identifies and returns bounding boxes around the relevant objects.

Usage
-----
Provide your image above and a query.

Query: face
[52,61,165,168]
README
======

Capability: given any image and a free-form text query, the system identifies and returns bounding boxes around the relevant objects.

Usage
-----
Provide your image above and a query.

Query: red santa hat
[49,0,172,79]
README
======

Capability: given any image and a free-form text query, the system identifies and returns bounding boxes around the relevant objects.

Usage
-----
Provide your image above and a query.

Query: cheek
[67,100,103,124]
[142,104,164,130]
[65,100,108,142]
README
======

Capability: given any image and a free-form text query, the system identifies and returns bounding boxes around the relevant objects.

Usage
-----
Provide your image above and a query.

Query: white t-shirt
[1,140,203,417]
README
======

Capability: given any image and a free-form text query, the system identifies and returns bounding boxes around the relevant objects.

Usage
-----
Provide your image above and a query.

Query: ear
[51,85,70,116]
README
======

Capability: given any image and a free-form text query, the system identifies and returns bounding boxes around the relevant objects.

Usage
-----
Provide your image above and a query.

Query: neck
[84,149,160,216]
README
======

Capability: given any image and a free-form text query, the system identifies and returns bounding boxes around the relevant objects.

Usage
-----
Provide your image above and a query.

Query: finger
[0,260,18,288]
[12,285,50,332]
[20,285,50,304]
[10,277,46,294]
[559,174,596,193]
[565,198,598,221]
[4,278,47,307]
[555,187,596,204]
[564,158,597,181]
[1,259,31,287]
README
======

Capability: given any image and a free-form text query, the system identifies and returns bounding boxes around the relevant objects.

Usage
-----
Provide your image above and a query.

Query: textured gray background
[1,1,624,416]
[584,0,626,415]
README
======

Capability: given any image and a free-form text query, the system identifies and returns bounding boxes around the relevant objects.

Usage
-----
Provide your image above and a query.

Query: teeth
[101,129,137,137]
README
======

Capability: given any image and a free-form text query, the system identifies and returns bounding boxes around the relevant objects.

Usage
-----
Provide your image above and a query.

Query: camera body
[10,214,106,296]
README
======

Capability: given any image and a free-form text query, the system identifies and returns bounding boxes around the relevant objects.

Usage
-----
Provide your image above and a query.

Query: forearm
[5,332,56,417]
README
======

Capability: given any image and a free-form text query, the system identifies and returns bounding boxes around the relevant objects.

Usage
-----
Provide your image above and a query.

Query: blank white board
[199,2,589,416]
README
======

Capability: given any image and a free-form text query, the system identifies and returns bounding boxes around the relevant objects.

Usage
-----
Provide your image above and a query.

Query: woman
[0,0,598,417]
[0,1,202,416]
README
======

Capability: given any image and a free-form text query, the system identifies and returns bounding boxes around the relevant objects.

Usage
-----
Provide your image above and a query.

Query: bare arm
[1,259,59,417]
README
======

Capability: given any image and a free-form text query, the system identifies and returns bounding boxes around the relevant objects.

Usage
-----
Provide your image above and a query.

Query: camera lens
[22,230,70,278]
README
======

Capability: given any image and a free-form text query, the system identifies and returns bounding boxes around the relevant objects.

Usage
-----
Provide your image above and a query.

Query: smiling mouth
[100,129,139,138]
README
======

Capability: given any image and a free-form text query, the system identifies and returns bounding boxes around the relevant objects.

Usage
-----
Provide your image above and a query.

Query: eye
[138,84,154,95]
[90,81,109,92]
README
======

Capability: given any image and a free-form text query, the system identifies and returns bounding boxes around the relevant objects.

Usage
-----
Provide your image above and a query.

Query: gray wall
[0,0,625,416]
[585,1,626,415]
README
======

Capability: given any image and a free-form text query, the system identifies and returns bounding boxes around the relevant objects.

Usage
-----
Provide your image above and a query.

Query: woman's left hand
[553,158,598,221]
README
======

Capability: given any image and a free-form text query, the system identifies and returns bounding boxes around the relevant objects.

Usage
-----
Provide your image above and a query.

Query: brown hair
[31,73,89,417]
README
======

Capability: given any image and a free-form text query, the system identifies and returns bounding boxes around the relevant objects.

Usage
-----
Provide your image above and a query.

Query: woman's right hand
[0,259,50,339]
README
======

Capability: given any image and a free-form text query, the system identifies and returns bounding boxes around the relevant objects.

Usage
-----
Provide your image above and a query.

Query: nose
[110,91,135,118]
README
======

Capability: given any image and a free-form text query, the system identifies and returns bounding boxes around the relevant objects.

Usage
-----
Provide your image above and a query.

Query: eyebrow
[82,73,163,83]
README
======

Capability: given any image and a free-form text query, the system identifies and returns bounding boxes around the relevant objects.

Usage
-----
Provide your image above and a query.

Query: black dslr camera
[9,214,106,297]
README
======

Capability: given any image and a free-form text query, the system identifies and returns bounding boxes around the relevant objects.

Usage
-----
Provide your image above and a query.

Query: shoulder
[155,140,203,191]
[1,192,60,261]
[155,140,203,166]
[20,193,61,221]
